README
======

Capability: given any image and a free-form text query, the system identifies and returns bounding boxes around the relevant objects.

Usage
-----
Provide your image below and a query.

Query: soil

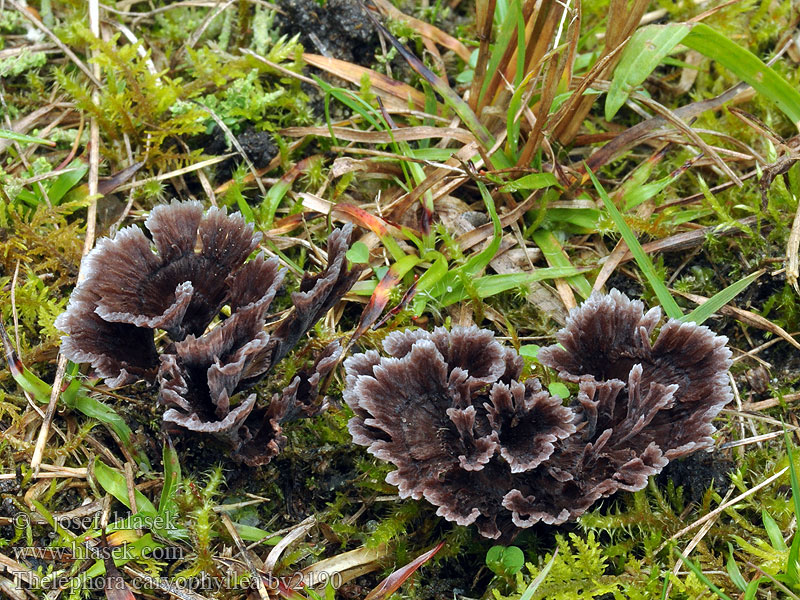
[657,451,735,505]
[204,124,278,180]
[277,0,378,66]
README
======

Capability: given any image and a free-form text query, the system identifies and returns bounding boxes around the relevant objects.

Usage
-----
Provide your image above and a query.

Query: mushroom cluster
[343,290,732,538]
[56,201,360,465]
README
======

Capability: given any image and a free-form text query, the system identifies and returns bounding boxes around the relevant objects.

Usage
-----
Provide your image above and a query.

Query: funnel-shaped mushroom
[57,201,360,464]
[344,291,732,538]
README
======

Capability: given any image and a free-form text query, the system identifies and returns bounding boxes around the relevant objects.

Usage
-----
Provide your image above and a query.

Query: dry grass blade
[788,196,800,293]
[122,566,212,600]
[659,466,788,552]
[480,0,564,116]
[369,0,471,61]
[556,0,650,143]
[548,44,625,146]
[300,545,389,588]
[196,103,268,196]
[281,125,474,144]
[0,105,59,154]
[742,392,800,412]
[385,141,481,220]
[8,0,102,88]
[469,0,496,111]
[607,216,759,263]
[633,93,743,186]
[0,551,38,587]
[453,194,539,251]
[220,513,270,600]
[264,516,315,572]
[363,542,445,600]
[673,289,800,350]
[517,47,568,167]
[303,54,427,110]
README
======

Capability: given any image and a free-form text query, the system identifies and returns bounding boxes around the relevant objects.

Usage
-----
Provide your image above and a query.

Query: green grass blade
[783,427,800,583]
[411,251,449,316]
[375,21,495,151]
[605,24,690,121]
[586,164,682,318]
[313,75,383,129]
[682,270,764,325]
[158,438,181,519]
[726,543,747,592]
[461,182,502,276]
[498,172,559,193]
[2,326,149,470]
[531,229,593,299]
[478,0,520,107]
[438,268,587,306]
[675,549,734,600]
[430,181,502,299]
[744,579,761,600]
[233,523,282,544]
[94,458,158,516]
[519,548,558,600]
[506,69,537,158]
[683,23,800,129]
[0,129,55,146]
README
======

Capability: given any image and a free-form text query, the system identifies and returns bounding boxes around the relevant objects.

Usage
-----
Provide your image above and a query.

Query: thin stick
[29,354,67,474]
[32,0,104,476]
[787,190,800,293]
[657,466,788,552]
[220,513,270,600]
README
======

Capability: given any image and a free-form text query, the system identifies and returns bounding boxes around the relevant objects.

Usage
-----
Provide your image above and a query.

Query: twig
[787,191,800,293]
[658,466,788,552]
[28,354,67,475]
[220,513,270,600]
[742,392,800,412]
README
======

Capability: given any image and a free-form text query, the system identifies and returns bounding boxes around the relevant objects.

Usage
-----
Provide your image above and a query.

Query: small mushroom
[343,290,732,538]
[55,200,262,385]
[57,201,361,464]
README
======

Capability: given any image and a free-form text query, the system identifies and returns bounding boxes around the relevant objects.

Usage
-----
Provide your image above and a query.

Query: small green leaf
[725,543,747,592]
[501,546,524,574]
[94,458,157,517]
[159,439,181,521]
[519,345,541,360]
[346,241,370,264]
[761,510,788,552]
[486,545,525,577]
[548,382,570,399]
[48,162,88,204]
[233,523,282,544]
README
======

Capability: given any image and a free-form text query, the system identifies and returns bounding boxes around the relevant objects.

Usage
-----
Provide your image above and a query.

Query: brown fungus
[343,290,732,538]
[56,201,360,464]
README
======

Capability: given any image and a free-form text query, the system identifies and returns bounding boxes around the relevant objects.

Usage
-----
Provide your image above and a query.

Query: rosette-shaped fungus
[343,290,732,538]
[56,201,360,464]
